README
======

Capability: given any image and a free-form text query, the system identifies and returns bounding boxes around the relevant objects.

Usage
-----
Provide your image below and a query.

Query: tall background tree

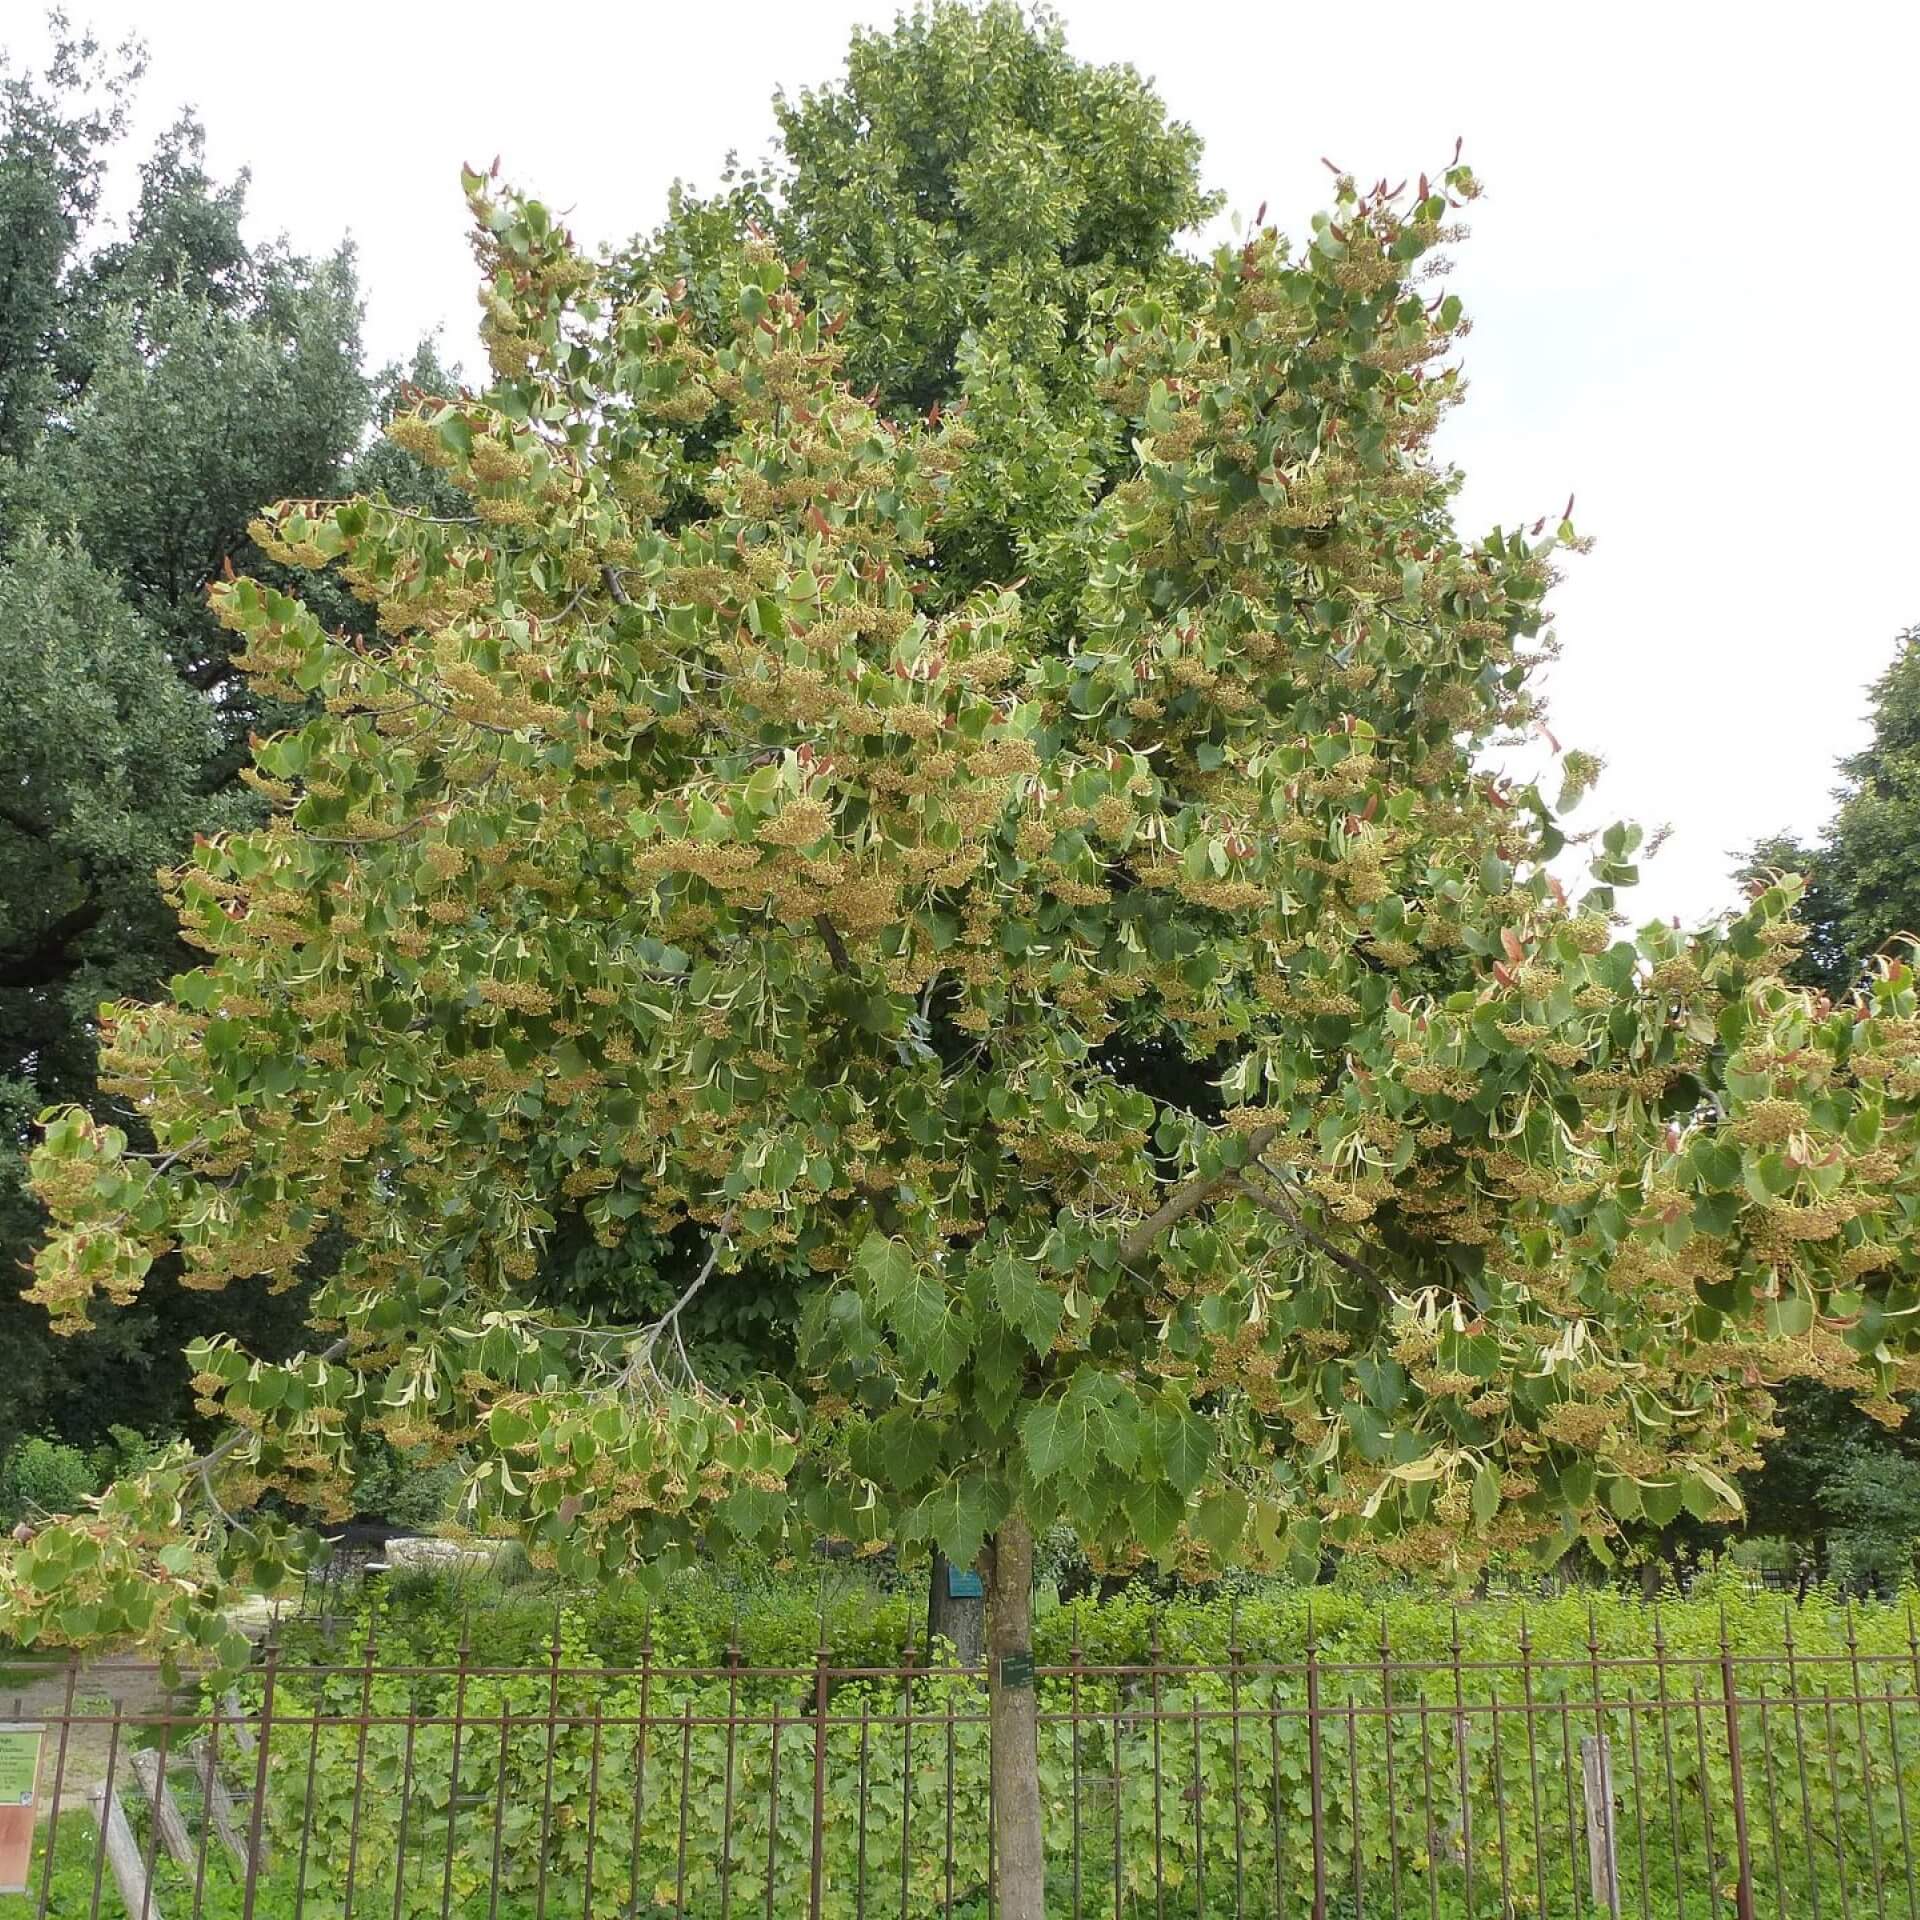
[1747,624,1920,999]
[0,19,445,1461]
[1730,621,1920,1580]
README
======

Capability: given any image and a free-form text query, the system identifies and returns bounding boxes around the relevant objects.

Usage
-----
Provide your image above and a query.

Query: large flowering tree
[6,126,1919,1911]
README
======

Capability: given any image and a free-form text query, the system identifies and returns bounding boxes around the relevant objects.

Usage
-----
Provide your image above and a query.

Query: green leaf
[991,1247,1063,1355]
[1640,1478,1684,1528]
[1470,1461,1501,1527]
[910,1474,1007,1567]
[1022,1373,1140,1486]
[1192,1487,1248,1559]
[1153,1402,1213,1495]
[1126,1479,1185,1556]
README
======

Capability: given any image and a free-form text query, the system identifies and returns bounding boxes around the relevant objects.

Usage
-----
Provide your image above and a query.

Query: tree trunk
[985,1511,1045,1920]
[928,1545,986,1667]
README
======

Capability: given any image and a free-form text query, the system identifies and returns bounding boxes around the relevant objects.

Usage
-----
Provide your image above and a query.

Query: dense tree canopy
[0,21,370,1454]
[1747,625,1920,1000]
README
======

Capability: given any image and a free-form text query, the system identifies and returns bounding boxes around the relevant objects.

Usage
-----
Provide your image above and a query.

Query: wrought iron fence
[4,1611,1919,1920]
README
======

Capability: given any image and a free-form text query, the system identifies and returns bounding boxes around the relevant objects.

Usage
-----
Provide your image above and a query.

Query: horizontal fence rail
[5,1612,1920,1920]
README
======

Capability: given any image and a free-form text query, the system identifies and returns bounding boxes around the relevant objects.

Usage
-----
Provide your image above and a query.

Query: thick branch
[814,914,853,974]
[1238,1163,1394,1305]
[0,892,105,990]
[1118,1122,1279,1270]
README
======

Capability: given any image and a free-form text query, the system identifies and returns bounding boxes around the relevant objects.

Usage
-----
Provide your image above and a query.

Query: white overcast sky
[11,1,1917,928]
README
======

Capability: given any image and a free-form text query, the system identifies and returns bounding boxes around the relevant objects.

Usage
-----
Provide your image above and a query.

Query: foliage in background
[0,18,457,1464]
[1746,624,1920,999]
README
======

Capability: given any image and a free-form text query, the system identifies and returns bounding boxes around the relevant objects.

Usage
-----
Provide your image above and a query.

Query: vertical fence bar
[534,1611,563,1920]
[762,1709,781,1920]
[1306,1616,1328,1920]
[1378,1614,1402,1920]
[133,1716,165,1920]
[440,1616,473,1920]
[1070,1620,1085,1920]
[1879,1664,1919,1920]
[1520,1613,1550,1919]
[390,1703,419,1920]
[291,1677,323,1920]
[1820,1690,1857,1920]
[1192,1691,1208,1920]
[1270,1684,1290,1920]
[898,1635,915,1920]
[811,1632,831,1920]
[1228,1616,1246,1920]
[1345,1692,1361,1917]
[485,1708,511,1920]
[1653,1612,1688,1920]
[721,1625,742,1920]
[1418,1692,1440,1920]
[342,1616,381,1920]
[1489,1692,1511,1920]
[943,1693,957,1920]
[1561,1688,1586,1919]
[1451,1609,1473,1915]
[584,1697,605,1920]
[1691,1677,1726,1920]
[1719,1613,1758,1920]
[1784,1613,1823,1920]
[1115,1701,1127,1920]
[85,1702,124,1920]
[1844,1606,1890,1920]
[242,1627,279,1920]
[35,1659,79,1920]
[855,1697,871,1920]
[674,1702,693,1920]
[1754,1682,1788,1920]
[1625,1686,1654,1920]
[1150,1619,1166,1920]
[187,1700,219,1920]
[626,1615,654,1920]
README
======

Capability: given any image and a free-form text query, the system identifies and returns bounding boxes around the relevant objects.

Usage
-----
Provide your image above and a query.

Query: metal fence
[5,1613,1920,1920]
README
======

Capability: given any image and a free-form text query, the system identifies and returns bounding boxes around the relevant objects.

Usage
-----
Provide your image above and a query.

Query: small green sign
[998,1652,1034,1691]
[946,1567,983,1600]
[0,1726,41,1806]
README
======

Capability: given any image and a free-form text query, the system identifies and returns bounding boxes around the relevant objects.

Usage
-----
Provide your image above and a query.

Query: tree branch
[0,892,105,990]
[814,914,853,974]
[184,1337,352,1474]
[1118,1123,1279,1270]
[1238,1162,1394,1305]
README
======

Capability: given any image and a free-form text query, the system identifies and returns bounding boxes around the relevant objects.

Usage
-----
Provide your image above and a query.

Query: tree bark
[985,1510,1045,1920]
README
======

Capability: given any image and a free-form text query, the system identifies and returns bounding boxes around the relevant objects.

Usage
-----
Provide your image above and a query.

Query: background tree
[0,18,414,1460]
[1745,624,1920,998]
[1725,622,1920,1564]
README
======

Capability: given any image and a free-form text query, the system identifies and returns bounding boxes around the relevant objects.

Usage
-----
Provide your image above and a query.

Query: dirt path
[4,1661,203,1814]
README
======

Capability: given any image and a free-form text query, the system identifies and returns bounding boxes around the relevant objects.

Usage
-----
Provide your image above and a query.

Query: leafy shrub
[0,1437,97,1521]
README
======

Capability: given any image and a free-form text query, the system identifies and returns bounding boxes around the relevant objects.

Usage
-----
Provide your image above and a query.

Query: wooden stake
[127,1753,193,1867]
[87,1788,163,1920]
[1580,1733,1621,1916]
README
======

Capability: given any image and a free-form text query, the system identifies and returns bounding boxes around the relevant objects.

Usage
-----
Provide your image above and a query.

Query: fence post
[809,1621,830,1920]
[240,1622,280,1917]
[1718,1611,1758,1920]
[1305,1606,1328,1920]
[1579,1735,1621,1916]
